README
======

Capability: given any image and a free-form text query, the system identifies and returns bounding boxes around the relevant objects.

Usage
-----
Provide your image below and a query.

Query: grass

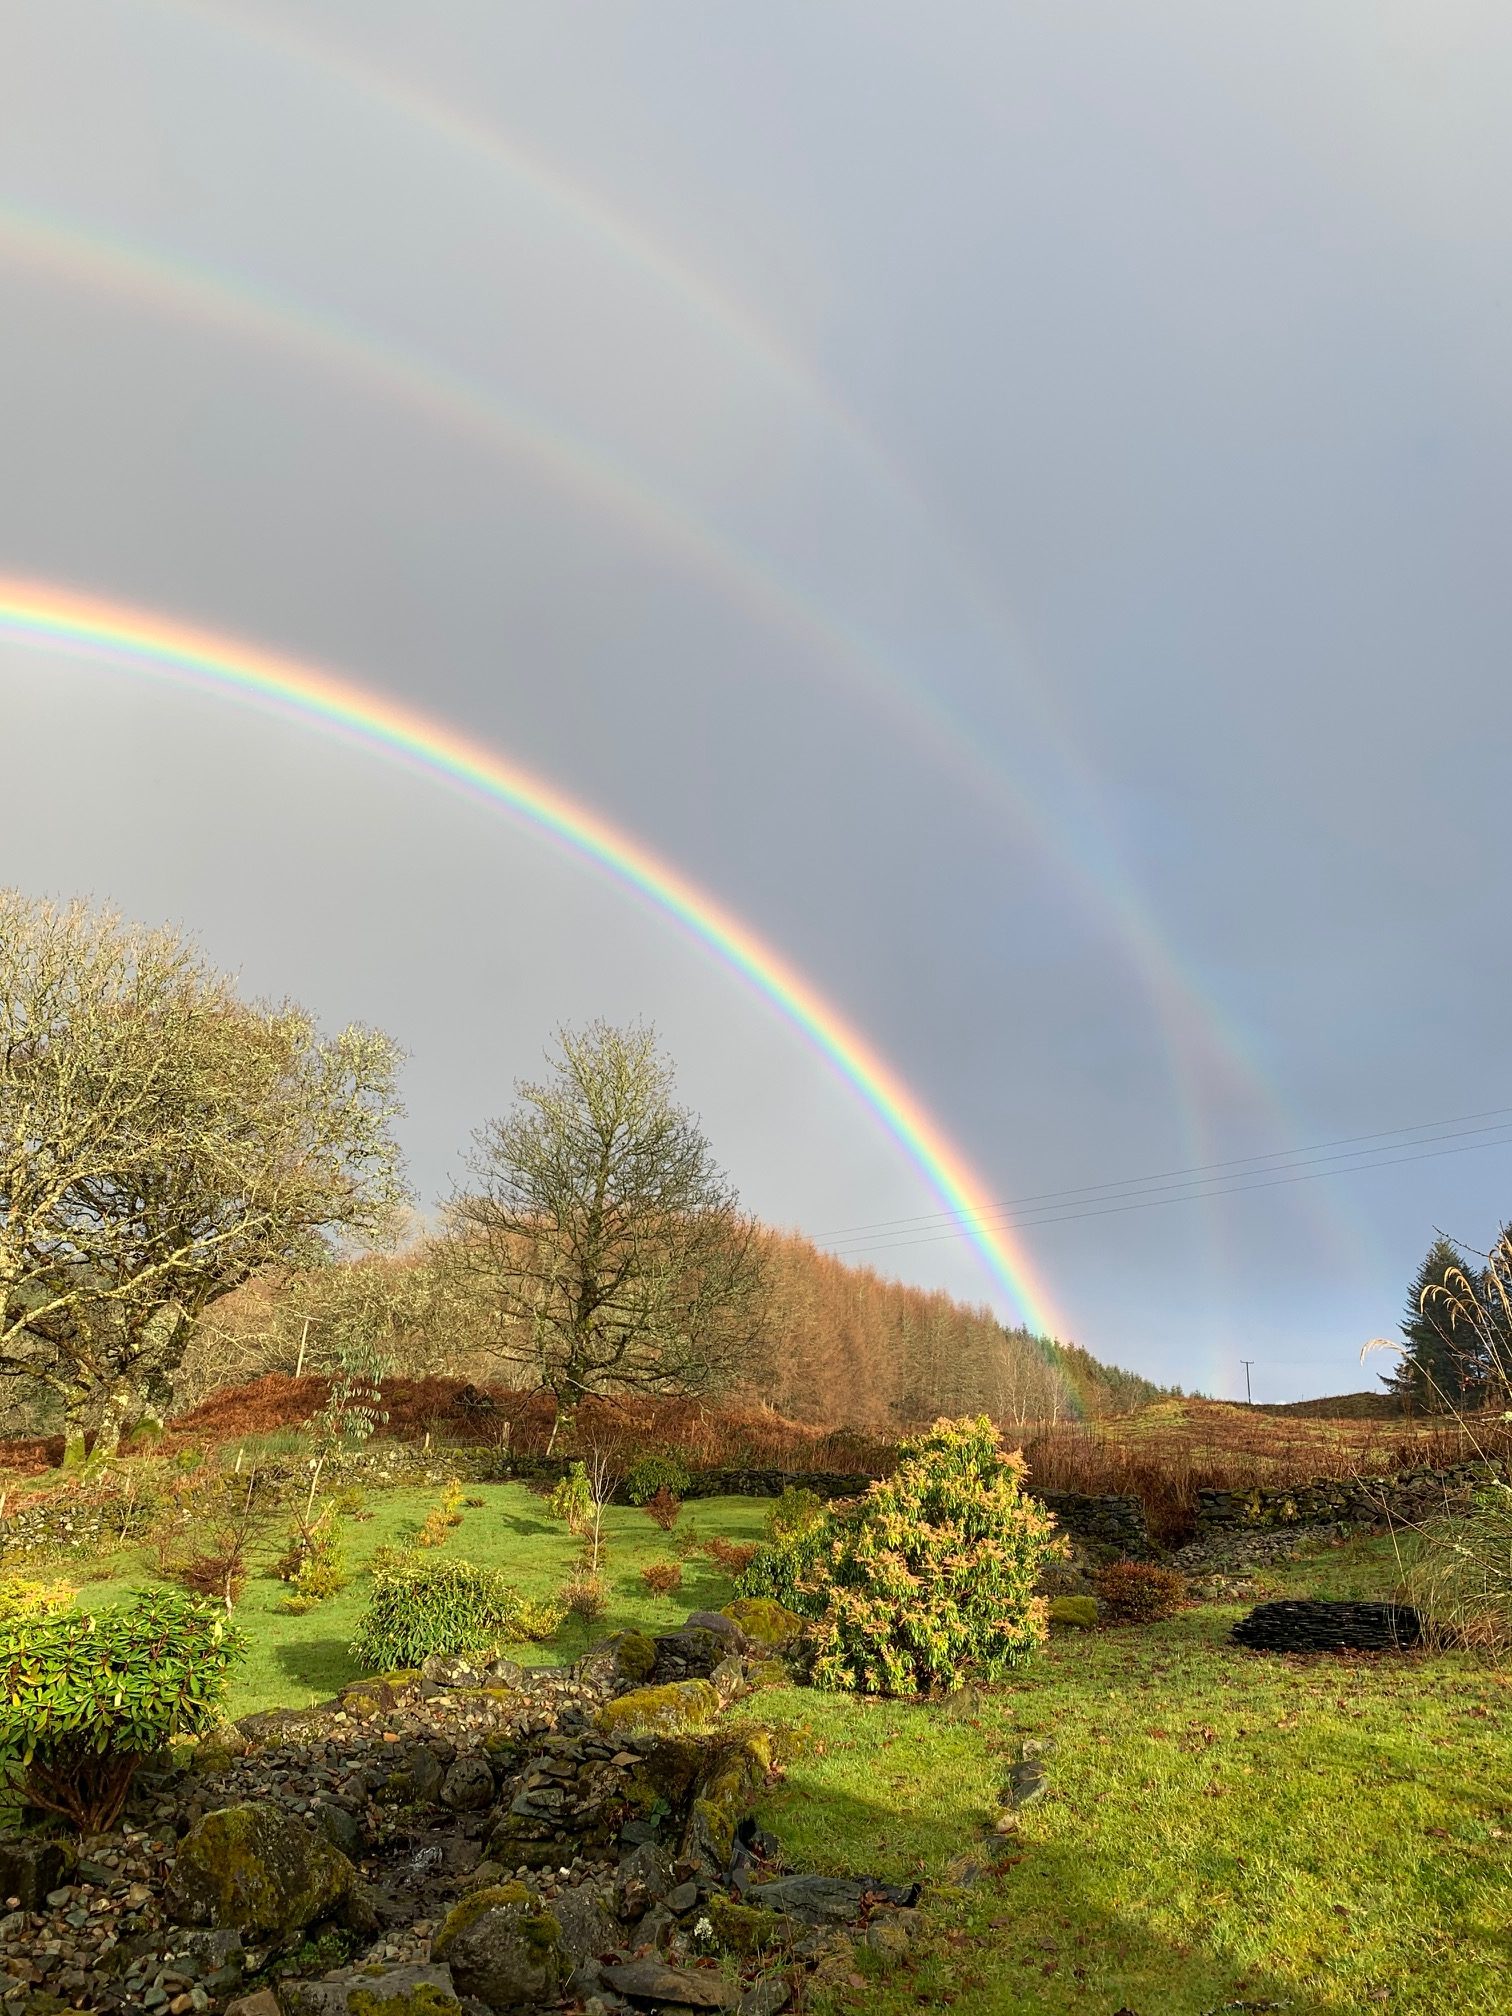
[68,1482,771,1718]
[730,1604,1512,2015]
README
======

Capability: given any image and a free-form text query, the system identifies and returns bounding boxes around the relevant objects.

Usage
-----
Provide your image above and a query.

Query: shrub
[642,1561,684,1597]
[706,1537,759,1577]
[0,1576,74,1625]
[764,1416,1056,1695]
[515,1595,566,1642]
[626,1452,692,1506]
[643,1486,682,1531]
[172,1540,248,1609]
[737,1514,839,1617]
[549,1462,592,1535]
[273,1518,349,1611]
[332,1484,370,1521]
[416,1479,466,1548]
[0,1591,245,1830]
[349,1557,524,1670]
[767,1485,826,1541]
[561,1573,608,1638]
[1094,1558,1188,1623]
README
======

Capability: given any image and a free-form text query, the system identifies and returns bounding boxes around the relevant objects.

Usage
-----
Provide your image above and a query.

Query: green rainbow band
[0,577,1061,1335]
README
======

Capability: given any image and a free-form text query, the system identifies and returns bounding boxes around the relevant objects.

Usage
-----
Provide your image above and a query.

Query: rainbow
[0,575,1064,1335]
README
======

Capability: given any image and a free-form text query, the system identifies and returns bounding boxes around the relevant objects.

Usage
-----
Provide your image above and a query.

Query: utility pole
[1241,1359,1255,1406]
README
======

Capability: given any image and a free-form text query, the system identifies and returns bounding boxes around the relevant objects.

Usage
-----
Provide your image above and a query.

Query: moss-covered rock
[1048,1595,1098,1630]
[166,1801,355,1937]
[612,1629,658,1684]
[598,1679,721,1739]
[432,1884,563,2011]
[744,1658,790,1689]
[682,1730,774,1878]
[280,1964,462,2016]
[706,1892,794,1956]
[338,1670,420,1721]
[721,1598,805,1648]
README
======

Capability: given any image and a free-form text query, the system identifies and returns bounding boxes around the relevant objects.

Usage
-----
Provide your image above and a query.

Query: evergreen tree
[1386,1237,1476,1412]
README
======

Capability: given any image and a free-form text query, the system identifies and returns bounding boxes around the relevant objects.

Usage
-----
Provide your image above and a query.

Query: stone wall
[1193,1459,1505,1537]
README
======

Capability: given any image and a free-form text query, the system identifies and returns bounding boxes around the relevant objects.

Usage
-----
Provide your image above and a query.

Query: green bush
[625,1452,692,1506]
[0,1576,74,1626]
[349,1556,524,1670]
[515,1595,566,1643]
[767,1485,826,1540]
[736,1514,837,1618]
[0,1591,245,1830]
[548,1461,592,1534]
[1094,1559,1187,1623]
[274,1518,349,1612]
[758,1416,1056,1696]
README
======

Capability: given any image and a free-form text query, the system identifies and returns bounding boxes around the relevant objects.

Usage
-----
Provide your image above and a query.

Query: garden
[0,1407,1508,2016]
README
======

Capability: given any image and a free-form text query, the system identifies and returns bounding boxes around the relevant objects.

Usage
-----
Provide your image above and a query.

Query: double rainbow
[0,577,1063,1336]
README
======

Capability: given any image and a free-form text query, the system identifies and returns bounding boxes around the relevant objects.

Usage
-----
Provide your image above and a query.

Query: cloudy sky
[2,1,1508,1401]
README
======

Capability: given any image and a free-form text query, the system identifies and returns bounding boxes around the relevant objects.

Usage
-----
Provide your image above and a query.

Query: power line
[821,1125,1512,1263]
[815,1100,1512,1247]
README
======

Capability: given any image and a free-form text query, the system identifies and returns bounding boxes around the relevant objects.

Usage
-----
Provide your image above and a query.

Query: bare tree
[0,891,407,1456]
[446,1021,765,1430]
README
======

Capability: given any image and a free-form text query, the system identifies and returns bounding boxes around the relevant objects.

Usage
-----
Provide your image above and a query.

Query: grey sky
[1,0,1508,1400]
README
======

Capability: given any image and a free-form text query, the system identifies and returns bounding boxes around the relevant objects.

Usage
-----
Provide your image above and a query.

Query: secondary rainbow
[0,576,1063,1335]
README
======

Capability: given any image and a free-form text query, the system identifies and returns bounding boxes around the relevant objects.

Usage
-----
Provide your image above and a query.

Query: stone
[278,1962,462,2015]
[440,1757,495,1813]
[0,1837,76,1912]
[743,1874,917,1924]
[737,1981,790,2016]
[1005,1764,1047,1808]
[611,1631,658,1685]
[706,1895,791,1956]
[1048,1596,1097,1630]
[421,1656,487,1690]
[667,1881,699,1914]
[602,1960,739,2008]
[223,1994,280,2016]
[864,1915,915,1961]
[615,1842,675,1922]
[710,1657,746,1703]
[550,1881,617,1975]
[720,1601,805,1649]
[597,1681,721,1740]
[684,1612,748,1648]
[1232,1599,1423,1653]
[166,1801,356,1938]
[431,1882,564,2011]
[312,1802,363,1860]
[173,1927,246,1986]
[387,1745,445,1805]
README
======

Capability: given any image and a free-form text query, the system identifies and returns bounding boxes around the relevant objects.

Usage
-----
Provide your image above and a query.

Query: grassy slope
[71,1482,770,1719]
[730,1541,1511,2016]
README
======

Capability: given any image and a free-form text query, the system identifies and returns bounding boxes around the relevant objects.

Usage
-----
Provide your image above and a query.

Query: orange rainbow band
[0,576,1062,1334]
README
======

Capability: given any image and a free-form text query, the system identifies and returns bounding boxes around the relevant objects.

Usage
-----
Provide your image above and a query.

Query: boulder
[440,1755,496,1812]
[431,1881,565,2011]
[279,1963,462,2015]
[166,1801,356,1938]
[682,1730,774,1880]
[551,1879,618,1981]
[743,1874,918,1925]
[597,1680,721,1739]
[721,1600,805,1649]
[338,1670,421,1720]
[0,1836,76,1912]
[614,1840,675,1922]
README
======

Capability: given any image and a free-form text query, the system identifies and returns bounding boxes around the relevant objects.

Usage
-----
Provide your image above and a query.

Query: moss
[746,1658,790,1689]
[167,1800,353,1937]
[434,1881,533,1949]
[347,1988,462,2016]
[598,1679,721,1738]
[1049,1596,1098,1630]
[707,1892,793,1956]
[614,1629,658,1683]
[722,1597,806,1647]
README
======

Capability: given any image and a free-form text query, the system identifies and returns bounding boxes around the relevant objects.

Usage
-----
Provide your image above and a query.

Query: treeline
[177,1228,1165,1429]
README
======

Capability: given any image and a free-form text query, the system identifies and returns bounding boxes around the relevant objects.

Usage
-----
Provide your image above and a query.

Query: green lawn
[729,1594,1512,2016]
[70,1482,771,1718]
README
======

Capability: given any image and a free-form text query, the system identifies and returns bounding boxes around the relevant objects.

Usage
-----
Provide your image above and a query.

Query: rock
[1232,1599,1423,1653]
[615,1842,675,1922]
[737,1981,790,2016]
[166,1801,356,1938]
[440,1756,496,1812]
[682,1730,773,1880]
[652,1628,735,1684]
[743,1874,917,1924]
[279,1962,462,2015]
[1048,1596,1097,1630]
[422,1655,488,1690]
[684,1612,749,1648]
[337,1671,421,1721]
[602,1959,739,2008]
[550,1881,618,1976]
[706,1895,791,1956]
[1005,1764,1047,1808]
[484,1659,526,1690]
[172,1928,245,1988]
[667,1881,699,1914]
[597,1681,721,1739]
[431,1882,564,2011]
[611,1632,658,1685]
[386,1744,445,1805]
[720,1600,805,1649]
[0,1836,76,1911]
[710,1657,746,1703]
[224,1993,281,2016]
[864,1915,915,1961]
[312,1801,363,1860]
